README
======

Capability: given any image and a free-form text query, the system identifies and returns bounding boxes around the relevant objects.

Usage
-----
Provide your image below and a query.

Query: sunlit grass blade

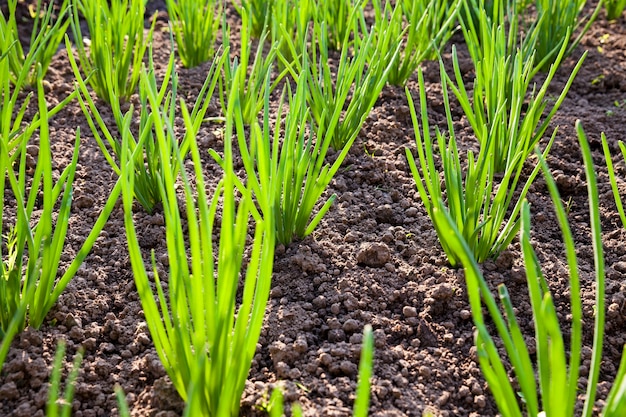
[575,121,606,417]
[114,385,132,417]
[605,346,626,416]
[353,325,374,417]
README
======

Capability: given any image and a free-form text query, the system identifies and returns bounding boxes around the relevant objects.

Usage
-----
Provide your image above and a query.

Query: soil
[2,1,626,416]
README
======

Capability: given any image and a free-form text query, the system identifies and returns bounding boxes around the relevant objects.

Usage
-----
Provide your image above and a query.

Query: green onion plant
[122,65,275,416]
[452,2,586,173]
[315,0,366,51]
[271,0,312,71]
[0,0,70,86]
[166,0,222,68]
[602,135,626,229]
[0,41,74,373]
[70,0,156,104]
[606,0,626,19]
[405,68,551,266]
[381,0,460,86]
[305,4,401,150]
[532,0,603,70]
[432,120,626,416]
[0,71,122,349]
[231,0,273,38]
[46,341,83,417]
[225,50,358,244]
[68,39,225,213]
[221,10,288,125]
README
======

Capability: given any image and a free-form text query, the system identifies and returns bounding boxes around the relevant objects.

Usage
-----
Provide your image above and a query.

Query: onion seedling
[46,341,83,417]
[606,0,626,19]
[380,0,460,86]
[271,0,312,72]
[452,2,586,173]
[602,135,626,229]
[433,121,626,416]
[231,0,274,38]
[0,42,73,373]
[68,38,225,213]
[307,3,401,150]
[220,9,288,125]
[0,70,123,344]
[267,325,374,417]
[532,0,603,70]
[122,65,275,416]
[224,48,358,244]
[405,67,552,266]
[316,0,367,50]
[0,0,70,86]
[166,0,222,68]
[71,0,156,104]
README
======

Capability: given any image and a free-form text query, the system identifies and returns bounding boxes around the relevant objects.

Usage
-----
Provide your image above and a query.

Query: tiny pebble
[403,306,418,318]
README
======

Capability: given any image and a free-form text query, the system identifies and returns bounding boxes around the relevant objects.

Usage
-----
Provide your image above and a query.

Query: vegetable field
[2,0,626,416]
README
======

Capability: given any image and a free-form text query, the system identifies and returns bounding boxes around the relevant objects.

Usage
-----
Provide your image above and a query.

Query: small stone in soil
[356,242,391,267]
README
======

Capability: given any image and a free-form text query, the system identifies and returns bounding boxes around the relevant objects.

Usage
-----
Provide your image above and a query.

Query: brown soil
[2,1,626,416]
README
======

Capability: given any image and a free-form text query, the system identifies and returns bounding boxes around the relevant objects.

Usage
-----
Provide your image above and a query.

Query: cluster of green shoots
[0,0,70,86]
[405,0,588,266]
[435,122,626,416]
[0,20,119,373]
[4,0,626,416]
[606,0,626,19]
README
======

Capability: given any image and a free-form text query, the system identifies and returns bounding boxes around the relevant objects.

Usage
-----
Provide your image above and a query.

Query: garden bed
[2,1,626,416]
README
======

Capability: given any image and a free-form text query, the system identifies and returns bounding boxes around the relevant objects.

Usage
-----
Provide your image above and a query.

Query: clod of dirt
[356,242,391,267]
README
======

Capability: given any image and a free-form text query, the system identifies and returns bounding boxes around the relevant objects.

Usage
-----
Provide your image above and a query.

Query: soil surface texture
[2,1,626,416]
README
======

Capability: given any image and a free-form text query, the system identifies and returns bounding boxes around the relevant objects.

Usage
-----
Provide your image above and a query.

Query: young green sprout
[0,66,123,352]
[306,1,401,150]
[122,64,275,415]
[166,0,222,68]
[224,44,358,244]
[0,0,71,86]
[602,135,626,229]
[378,0,460,86]
[70,0,156,104]
[405,67,551,266]
[46,341,84,417]
[221,8,288,125]
[68,38,225,213]
[606,0,626,19]
[451,0,586,173]
[532,0,603,70]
